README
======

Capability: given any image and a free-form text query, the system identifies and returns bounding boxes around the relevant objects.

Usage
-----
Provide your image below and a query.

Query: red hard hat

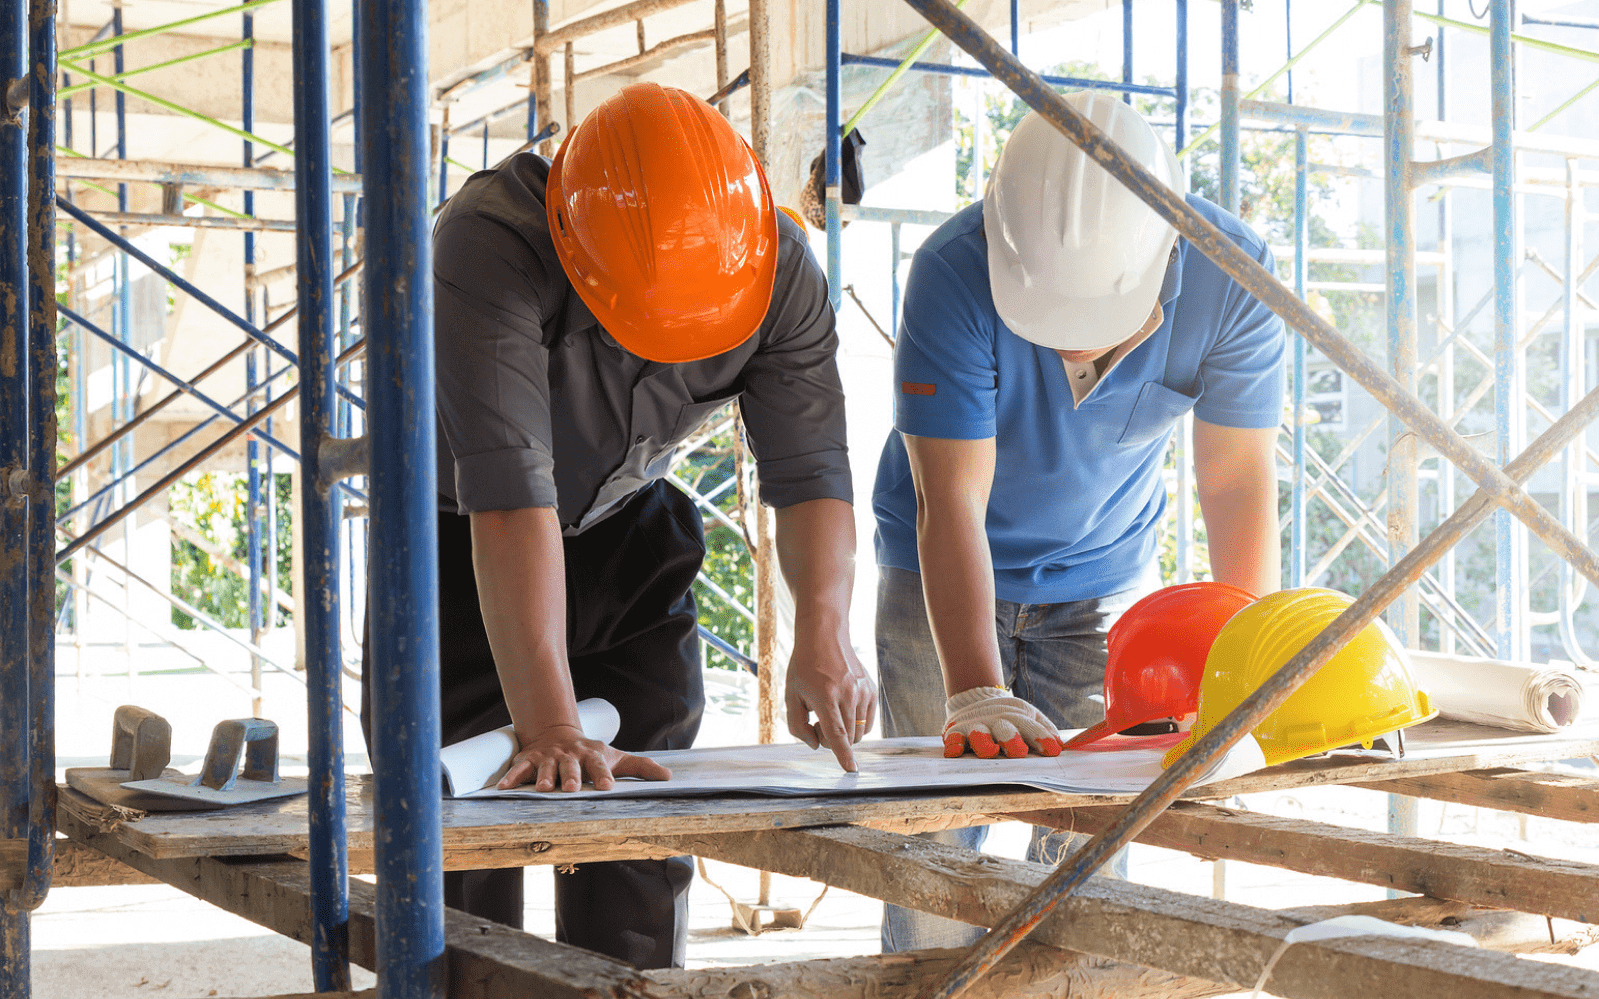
[1062,581,1257,751]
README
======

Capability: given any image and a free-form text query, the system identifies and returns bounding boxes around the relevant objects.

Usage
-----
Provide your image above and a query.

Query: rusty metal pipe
[54,335,366,567]
[923,377,1599,996]
[901,0,1599,590]
[898,0,1599,995]
[54,258,360,482]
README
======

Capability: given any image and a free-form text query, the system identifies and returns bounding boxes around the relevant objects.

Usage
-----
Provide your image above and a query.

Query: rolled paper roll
[1407,651,1585,734]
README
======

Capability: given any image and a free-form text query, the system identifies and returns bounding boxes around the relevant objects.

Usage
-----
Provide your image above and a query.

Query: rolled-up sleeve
[434,212,560,512]
[738,234,853,509]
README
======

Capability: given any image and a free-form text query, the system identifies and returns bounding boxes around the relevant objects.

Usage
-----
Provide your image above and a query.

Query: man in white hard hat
[871,91,1285,950]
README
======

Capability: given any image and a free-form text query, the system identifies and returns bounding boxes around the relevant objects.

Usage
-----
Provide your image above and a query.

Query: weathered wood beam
[662,824,1599,999]
[52,837,160,886]
[315,837,682,874]
[1038,801,1599,923]
[62,811,1163,999]
[1354,767,1599,824]
[645,944,1232,999]
[60,809,659,999]
[0,838,24,891]
[215,992,373,999]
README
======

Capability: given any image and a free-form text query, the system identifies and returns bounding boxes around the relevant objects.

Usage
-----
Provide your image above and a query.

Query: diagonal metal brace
[899,1,1599,996]
[901,0,1599,593]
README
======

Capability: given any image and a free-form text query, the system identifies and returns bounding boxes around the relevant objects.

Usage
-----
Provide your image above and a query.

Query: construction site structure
[5,1,1599,997]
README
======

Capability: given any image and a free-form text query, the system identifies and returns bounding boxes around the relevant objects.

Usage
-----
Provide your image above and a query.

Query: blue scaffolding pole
[1492,0,1523,661]
[1220,0,1239,214]
[0,0,33,988]
[1383,0,1421,862]
[244,6,266,714]
[1289,0,1307,590]
[1,0,57,989]
[825,0,841,313]
[291,0,349,986]
[359,0,445,995]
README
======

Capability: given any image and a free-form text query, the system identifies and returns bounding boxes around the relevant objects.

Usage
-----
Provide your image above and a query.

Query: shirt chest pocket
[1117,380,1199,446]
[672,394,740,441]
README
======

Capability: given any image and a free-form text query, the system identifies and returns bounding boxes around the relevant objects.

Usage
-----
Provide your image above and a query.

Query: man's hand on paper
[785,625,877,774]
[498,724,671,792]
[943,686,1063,759]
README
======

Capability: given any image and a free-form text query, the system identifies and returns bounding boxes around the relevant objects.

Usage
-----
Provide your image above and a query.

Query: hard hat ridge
[984,90,1182,352]
[1161,587,1438,770]
[546,81,778,363]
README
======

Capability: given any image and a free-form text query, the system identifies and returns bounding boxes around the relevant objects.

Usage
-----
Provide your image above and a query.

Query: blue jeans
[875,565,1154,952]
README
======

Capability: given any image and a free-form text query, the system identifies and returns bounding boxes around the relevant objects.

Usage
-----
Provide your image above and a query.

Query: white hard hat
[983,91,1184,352]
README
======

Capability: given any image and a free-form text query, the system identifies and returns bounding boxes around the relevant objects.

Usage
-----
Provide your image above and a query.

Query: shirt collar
[1161,238,1186,306]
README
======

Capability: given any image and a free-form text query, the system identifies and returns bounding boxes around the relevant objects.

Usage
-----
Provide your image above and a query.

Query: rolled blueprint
[438,697,622,796]
[1408,651,1586,734]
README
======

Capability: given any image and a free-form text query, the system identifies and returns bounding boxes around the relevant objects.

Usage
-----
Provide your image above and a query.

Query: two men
[872,92,1286,949]
[369,79,1285,967]
[373,83,876,970]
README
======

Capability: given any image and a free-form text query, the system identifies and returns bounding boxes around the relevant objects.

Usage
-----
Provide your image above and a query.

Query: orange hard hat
[546,82,779,364]
[1062,581,1257,751]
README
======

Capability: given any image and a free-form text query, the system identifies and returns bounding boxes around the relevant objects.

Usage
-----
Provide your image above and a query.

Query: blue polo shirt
[872,195,1285,605]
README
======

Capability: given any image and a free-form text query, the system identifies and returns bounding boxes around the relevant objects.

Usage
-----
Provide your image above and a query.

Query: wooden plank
[60,811,1175,999]
[0,838,24,891]
[645,944,1232,999]
[52,837,161,886]
[1354,767,1599,824]
[215,992,373,999]
[662,824,1599,999]
[61,721,1599,862]
[59,809,658,999]
[1030,801,1599,923]
[308,838,683,874]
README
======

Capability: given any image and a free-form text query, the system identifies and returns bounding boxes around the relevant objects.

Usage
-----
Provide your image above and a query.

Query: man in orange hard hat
[365,83,875,969]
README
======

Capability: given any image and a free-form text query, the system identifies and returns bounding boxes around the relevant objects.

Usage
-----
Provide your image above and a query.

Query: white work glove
[942,686,1063,759]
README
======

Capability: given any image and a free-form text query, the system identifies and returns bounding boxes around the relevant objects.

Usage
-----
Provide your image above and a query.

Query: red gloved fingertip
[943,732,967,759]
[968,731,1001,759]
[1037,736,1063,757]
[999,734,1030,759]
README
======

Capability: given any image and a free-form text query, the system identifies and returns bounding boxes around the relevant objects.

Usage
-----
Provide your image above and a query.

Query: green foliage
[169,471,294,630]
[674,408,755,671]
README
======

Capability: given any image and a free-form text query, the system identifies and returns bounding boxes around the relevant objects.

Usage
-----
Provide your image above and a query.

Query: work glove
[943,686,1063,759]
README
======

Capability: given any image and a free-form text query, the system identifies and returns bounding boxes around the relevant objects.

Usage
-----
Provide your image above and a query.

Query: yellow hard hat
[1161,588,1436,769]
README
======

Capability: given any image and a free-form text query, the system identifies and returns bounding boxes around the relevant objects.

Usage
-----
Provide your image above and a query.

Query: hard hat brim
[986,228,1174,352]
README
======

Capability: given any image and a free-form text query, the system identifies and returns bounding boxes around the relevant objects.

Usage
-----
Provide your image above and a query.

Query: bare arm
[1193,420,1282,596]
[903,434,1004,695]
[470,507,669,791]
[773,498,875,772]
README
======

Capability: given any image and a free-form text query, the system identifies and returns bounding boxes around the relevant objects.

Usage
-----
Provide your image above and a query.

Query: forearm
[773,498,856,639]
[469,506,581,740]
[916,505,1004,695]
[1200,488,1280,596]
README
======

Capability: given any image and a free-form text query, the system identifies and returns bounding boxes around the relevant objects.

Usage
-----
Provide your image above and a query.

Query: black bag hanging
[800,128,866,230]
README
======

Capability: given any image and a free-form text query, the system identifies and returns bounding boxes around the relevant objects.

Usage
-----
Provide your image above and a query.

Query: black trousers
[362,481,706,969]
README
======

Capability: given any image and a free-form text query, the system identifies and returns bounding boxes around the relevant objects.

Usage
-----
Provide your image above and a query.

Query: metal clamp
[195,718,281,791]
[109,705,173,782]
[2,77,26,125]
[317,433,370,495]
[2,466,28,506]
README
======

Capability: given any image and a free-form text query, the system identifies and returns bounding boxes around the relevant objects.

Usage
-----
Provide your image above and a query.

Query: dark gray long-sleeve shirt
[432,152,852,534]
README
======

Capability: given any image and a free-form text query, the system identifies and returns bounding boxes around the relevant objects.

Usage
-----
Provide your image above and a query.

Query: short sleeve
[1191,242,1287,430]
[433,212,560,512]
[738,229,854,509]
[893,250,999,440]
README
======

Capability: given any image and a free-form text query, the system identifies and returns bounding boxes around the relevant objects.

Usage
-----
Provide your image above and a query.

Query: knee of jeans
[1028,828,1129,880]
